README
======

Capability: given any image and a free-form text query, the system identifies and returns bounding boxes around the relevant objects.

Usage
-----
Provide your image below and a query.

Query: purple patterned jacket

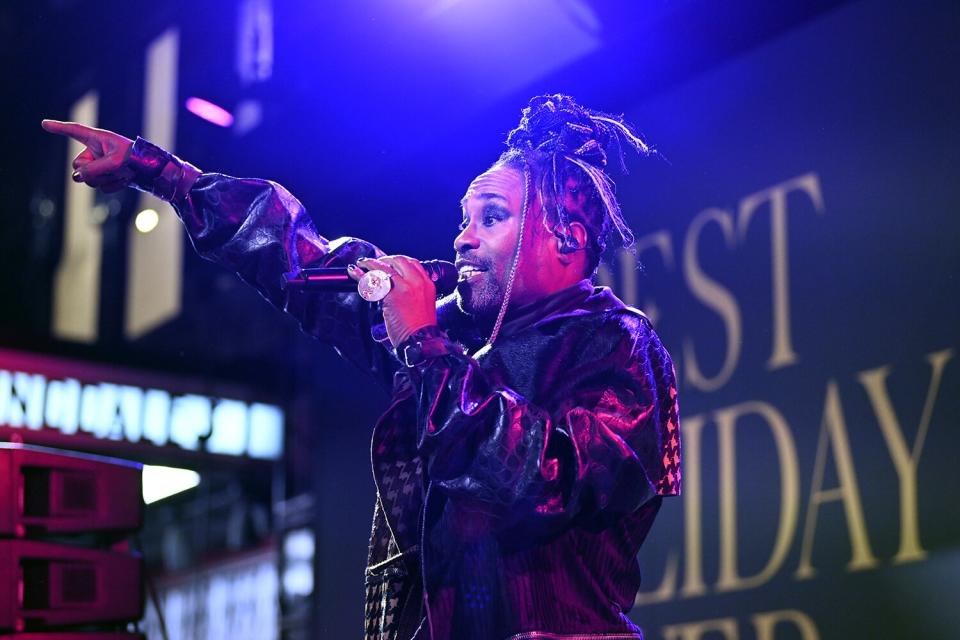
[164,161,681,639]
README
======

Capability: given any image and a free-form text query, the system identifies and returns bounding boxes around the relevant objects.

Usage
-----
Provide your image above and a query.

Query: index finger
[41,119,96,145]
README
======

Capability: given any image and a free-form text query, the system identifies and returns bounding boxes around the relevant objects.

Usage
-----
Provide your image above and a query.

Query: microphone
[286,259,457,302]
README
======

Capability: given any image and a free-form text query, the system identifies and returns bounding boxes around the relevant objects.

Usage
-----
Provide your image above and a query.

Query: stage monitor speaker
[0,444,142,538]
[0,540,144,632]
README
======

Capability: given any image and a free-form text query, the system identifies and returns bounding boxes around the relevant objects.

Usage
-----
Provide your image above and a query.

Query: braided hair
[497,94,652,275]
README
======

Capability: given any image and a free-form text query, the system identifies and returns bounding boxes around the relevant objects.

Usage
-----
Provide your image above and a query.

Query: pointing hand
[41,119,135,193]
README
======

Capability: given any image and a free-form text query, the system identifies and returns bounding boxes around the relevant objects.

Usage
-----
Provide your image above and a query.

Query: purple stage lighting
[185,97,234,127]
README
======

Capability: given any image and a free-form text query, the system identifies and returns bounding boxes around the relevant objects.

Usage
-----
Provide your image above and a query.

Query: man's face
[454,164,554,318]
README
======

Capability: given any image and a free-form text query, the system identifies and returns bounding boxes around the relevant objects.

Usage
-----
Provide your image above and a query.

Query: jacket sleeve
[409,314,681,541]
[171,172,398,383]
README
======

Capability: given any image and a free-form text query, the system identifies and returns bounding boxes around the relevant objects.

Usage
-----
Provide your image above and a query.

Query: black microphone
[286,259,458,298]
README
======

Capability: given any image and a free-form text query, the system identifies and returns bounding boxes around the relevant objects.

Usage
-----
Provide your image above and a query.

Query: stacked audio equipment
[0,443,145,639]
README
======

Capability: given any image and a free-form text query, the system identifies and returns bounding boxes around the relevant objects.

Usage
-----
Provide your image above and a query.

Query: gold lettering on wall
[737,173,824,371]
[662,617,739,640]
[634,548,679,606]
[715,402,799,592]
[751,609,820,640]
[682,208,742,392]
[796,382,879,579]
[857,348,954,564]
[631,345,955,617]
[632,230,676,326]
[680,413,708,597]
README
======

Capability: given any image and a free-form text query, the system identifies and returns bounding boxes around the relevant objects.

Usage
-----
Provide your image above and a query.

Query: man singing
[44,94,681,640]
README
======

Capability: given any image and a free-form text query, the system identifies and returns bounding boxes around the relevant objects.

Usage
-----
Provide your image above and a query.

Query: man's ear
[556,221,589,264]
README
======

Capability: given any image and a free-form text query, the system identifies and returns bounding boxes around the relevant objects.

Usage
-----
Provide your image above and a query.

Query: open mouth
[457,263,488,282]
[457,266,487,282]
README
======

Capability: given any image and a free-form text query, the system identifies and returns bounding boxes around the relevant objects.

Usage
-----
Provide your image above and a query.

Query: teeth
[458,266,484,277]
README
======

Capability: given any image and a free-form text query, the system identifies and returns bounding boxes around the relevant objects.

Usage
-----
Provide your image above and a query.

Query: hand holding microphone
[284,256,450,345]
[348,256,442,346]
[286,259,456,302]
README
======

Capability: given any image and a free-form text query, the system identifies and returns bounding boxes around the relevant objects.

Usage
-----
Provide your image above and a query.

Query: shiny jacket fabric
[171,173,681,640]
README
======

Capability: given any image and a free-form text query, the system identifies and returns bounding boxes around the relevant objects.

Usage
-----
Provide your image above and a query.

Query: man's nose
[454,225,477,254]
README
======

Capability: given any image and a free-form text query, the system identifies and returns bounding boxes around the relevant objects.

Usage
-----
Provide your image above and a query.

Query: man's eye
[482,214,499,226]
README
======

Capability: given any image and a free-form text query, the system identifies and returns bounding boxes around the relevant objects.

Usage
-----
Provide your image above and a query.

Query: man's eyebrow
[460,192,509,206]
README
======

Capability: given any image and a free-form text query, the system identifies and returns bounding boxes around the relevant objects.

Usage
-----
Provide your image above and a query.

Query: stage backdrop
[600,1,959,638]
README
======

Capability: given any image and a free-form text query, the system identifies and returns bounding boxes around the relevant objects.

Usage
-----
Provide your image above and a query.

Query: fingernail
[72,171,83,182]
[347,263,357,272]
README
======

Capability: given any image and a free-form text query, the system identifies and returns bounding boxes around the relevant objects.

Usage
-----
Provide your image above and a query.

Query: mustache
[455,252,493,271]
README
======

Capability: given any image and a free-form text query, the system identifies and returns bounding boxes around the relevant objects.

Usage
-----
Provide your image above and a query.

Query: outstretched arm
[42,120,401,383]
